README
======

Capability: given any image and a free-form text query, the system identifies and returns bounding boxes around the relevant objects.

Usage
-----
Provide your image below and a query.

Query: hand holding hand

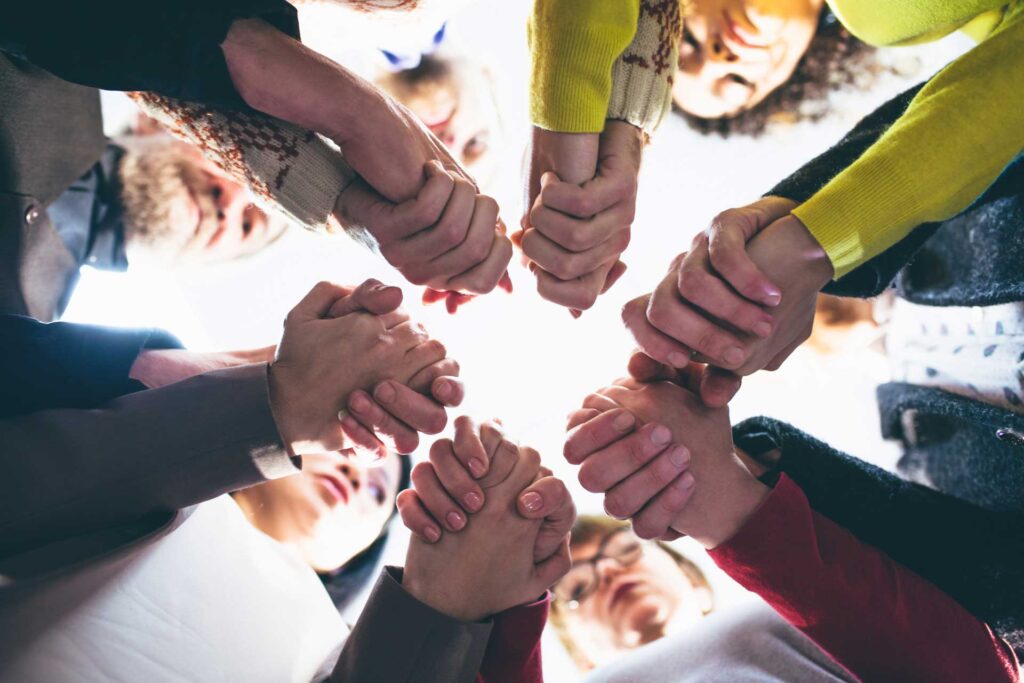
[623,201,833,392]
[517,122,641,313]
[399,419,575,621]
[566,379,768,547]
[398,417,576,564]
[334,162,513,313]
[267,280,450,456]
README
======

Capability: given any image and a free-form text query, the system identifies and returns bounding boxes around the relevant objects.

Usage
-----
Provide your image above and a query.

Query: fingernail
[350,393,370,413]
[651,425,672,445]
[763,290,782,307]
[669,446,690,468]
[370,283,388,292]
[435,380,452,400]
[468,458,487,478]
[753,322,772,338]
[446,511,465,530]
[724,348,745,366]
[680,472,696,488]
[520,492,543,512]
[424,526,441,542]
[464,492,483,511]
[375,382,396,404]
[612,412,635,432]
[669,352,690,367]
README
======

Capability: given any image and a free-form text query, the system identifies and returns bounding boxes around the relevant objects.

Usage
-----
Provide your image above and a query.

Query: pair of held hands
[222,16,642,315]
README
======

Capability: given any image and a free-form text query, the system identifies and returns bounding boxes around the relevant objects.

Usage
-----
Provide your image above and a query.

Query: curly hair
[679,9,883,136]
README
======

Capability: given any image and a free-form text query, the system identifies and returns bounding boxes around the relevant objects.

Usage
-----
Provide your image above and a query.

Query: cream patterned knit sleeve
[127,92,355,233]
[607,0,682,136]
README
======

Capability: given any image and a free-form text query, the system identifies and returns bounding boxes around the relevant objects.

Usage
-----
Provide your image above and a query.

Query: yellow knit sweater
[793,0,1024,278]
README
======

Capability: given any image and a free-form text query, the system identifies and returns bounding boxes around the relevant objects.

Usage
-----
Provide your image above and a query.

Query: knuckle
[603,494,625,518]
[422,338,447,359]
[410,461,435,487]
[676,267,705,298]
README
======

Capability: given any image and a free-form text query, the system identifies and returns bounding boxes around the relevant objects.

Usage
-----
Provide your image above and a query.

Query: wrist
[775,214,834,288]
[402,567,485,623]
[222,18,365,141]
[676,458,771,549]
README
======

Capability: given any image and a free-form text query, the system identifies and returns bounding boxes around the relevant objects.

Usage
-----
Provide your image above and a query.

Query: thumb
[327,278,403,318]
[291,281,355,321]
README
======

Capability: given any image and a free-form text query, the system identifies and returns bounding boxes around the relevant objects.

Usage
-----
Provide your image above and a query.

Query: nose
[707,32,738,63]
[212,179,248,228]
[596,557,626,583]
[339,461,362,493]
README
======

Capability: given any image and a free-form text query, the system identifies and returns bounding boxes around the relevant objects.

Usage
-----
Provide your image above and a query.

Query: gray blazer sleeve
[0,362,297,558]
[330,566,493,683]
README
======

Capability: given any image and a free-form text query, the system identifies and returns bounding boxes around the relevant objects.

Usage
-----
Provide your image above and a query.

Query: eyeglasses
[555,528,644,609]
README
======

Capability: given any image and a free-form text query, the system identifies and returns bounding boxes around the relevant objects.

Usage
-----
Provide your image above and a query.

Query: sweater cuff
[709,474,803,574]
[128,92,355,233]
[332,566,493,683]
[792,141,922,280]
[528,1,641,133]
[607,0,681,136]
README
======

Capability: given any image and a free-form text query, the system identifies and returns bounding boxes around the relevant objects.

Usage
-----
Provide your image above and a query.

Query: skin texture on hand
[399,420,574,622]
[333,162,514,313]
[624,205,833,401]
[517,122,641,313]
[565,379,769,547]
[397,417,577,563]
[129,346,276,390]
[267,280,450,456]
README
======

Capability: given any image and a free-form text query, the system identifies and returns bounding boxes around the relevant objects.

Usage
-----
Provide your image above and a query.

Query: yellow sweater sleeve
[793,5,1024,278]
[529,0,641,133]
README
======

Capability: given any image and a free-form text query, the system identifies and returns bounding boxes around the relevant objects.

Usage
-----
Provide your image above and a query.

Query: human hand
[623,206,833,390]
[334,162,513,313]
[397,417,576,563]
[517,122,640,314]
[399,421,574,622]
[626,350,743,408]
[565,379,768,547]
[267,280,450,456]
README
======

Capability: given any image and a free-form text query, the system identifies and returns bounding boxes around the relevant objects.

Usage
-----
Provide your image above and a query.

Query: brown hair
[679,9,883,136]
[549,515,714,671]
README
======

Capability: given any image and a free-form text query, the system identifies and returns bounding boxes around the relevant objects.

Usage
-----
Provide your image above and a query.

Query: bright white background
[72,3,971,679]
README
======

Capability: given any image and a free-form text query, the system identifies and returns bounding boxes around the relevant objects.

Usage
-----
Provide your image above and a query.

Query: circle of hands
[157,84,834,618]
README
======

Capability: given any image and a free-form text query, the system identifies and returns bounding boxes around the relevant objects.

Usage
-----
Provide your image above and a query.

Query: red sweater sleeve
[476,593,549,683]
[708,475,1019,683]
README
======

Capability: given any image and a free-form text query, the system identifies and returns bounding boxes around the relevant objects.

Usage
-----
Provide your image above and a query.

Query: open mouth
[610,581,639,609]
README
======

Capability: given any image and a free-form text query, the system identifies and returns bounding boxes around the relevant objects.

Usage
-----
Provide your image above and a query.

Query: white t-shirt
[0,496,347,683]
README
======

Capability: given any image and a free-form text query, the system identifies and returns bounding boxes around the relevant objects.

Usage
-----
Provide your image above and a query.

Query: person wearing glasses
[547,516,714,672]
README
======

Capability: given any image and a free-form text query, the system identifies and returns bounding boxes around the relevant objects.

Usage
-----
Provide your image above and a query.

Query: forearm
[709,475,1020,682]
[331,567,492,683]
[529,0,641,133]
[733,417,1024,629]
[128,91,355,233]
[0,364,295,557]
[1,2,298,109]
[477,596,549,683]
[791,11,1024,278]
[607,0,681,136]
[0,315,182,418]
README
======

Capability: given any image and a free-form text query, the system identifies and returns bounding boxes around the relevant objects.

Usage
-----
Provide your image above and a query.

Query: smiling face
[232,451,403,573]
[118,134,287,267]
[553,525,713,669]
[673,0,824,119]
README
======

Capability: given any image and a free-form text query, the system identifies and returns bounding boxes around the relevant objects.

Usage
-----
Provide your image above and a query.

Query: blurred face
[233,451,402,573]
[382,60,502,188]
[118,134,287,267]
[555,528,712,669]
[673,0,823,119]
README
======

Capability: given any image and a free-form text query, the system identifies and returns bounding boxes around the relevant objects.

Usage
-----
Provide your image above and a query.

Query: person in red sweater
[562,372,1020,682]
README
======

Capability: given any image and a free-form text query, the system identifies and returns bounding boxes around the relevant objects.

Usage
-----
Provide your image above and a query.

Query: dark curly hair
[679,9,882,136]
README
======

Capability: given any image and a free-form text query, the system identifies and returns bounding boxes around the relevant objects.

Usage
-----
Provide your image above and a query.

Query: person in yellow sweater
[613,0,1024,396]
